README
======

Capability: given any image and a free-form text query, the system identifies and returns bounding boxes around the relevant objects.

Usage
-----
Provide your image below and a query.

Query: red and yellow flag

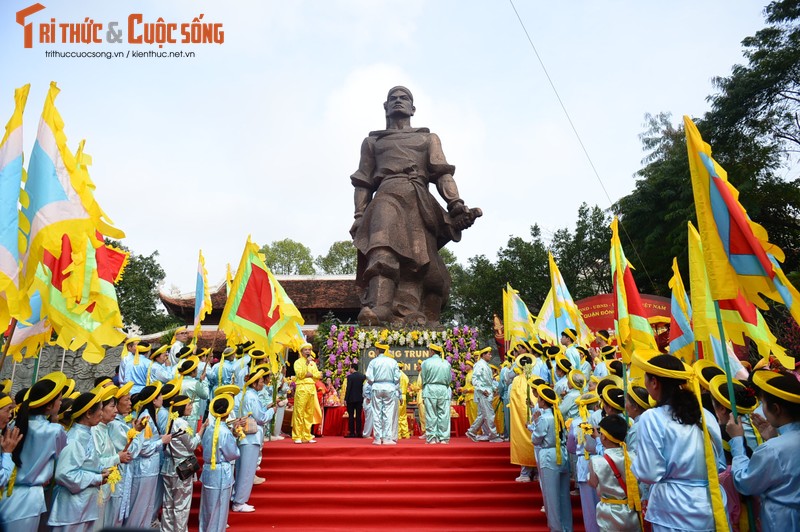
[610,216,658,366]
[685,116,800,325]
[220,236,304,354]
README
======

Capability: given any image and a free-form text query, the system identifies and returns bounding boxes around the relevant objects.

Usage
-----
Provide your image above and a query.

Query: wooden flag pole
[0,318,18,374]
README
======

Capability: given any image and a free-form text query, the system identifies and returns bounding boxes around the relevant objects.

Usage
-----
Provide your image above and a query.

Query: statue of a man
[349,86,481,326]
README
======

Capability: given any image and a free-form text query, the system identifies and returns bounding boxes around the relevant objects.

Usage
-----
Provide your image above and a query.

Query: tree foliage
[448,204,611,333]
[616,2,800,292]
[110,241,178,334]
[315,240,357,274]
[260,238,315,275]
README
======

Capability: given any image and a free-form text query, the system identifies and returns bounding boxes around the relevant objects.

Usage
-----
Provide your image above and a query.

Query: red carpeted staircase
[190,436,586,531]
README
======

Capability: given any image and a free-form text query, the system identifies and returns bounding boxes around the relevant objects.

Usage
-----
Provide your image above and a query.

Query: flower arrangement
[318,323,480,400]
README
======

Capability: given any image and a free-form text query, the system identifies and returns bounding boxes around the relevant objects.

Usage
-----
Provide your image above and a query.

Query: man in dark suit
[345,364,367,437]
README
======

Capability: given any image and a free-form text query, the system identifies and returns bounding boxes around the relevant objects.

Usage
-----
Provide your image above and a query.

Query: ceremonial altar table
[322,405,347,436]
[451,404,468,437]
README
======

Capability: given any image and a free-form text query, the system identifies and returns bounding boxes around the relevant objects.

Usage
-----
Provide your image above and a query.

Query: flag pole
[59,341,72,372]
[0,318,18,374]
[31,351,41,385]
[713,301,739,420]
[10,360,16,386]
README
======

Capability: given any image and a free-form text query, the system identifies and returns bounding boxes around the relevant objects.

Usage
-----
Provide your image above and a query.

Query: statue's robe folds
[351,128,462,318]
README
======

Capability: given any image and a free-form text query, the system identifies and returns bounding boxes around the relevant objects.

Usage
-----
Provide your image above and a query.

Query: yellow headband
[115,381,134,399]
[170,396,191,409]
[134,382,163,411]
[752,370,800,404]
[209,394,234,471]
[71,392,103,420]
[562,328,577,342]
[179,356,200,375]
[474,347,492,357]
[246,369,266,387]
[214,384,240,397]
[601,386,625,411]
[150,344,170,360]
[627,384,651,411]
[632,350,693,381]
[536,384,559,406]
[375,342,390,354]
[693,358,724,391]
[599,427,623,445]
[567,369,584,390]
[30,372,67,408]
[708,375,758,415]
[161,380,181,400]
[0,396,12,410]
[555,355,571,373]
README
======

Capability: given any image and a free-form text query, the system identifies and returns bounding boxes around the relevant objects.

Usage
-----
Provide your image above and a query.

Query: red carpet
[189,436,586,531]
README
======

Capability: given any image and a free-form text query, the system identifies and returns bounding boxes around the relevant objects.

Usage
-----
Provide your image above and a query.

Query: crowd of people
[0,328,290,532]
[483,327,800,532]
[0,324,798,532]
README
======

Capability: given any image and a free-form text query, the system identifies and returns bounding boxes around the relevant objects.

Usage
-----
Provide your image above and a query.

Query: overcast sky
[0,1,770,295]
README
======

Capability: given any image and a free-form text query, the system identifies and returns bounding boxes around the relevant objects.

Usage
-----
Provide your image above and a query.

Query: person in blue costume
[117,337,140,384]
[366,342,401,445]
[122,341,152,394]
[466,346,503,443]
[726,371,800,532]
[707,374,760,531]
[105,382,143,527]
[498,352,515,439]
[593,345,616,380]
[588,414,641,531]
[178,355,210,436]
[0,393,22,491]
[560,370,584,421]
[91,385,132,531]
[554,356,573,398]
[630,353,727,532]
[48,391,110,531]
[125,383,172,529]
[420,344,453,444]
[231,369,275,512]
[572,392,601,532]
[146,345,175,387]
[200,393,243,532]
[530,384,573,532]
[561,328,582,370]
[362,380,374,438]
[0,374,67,531]
[208,346,236,394]
[160,394,203,532]
[624,384,651,454]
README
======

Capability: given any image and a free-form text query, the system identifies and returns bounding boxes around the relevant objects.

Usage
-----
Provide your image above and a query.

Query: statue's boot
[357,275,395,325]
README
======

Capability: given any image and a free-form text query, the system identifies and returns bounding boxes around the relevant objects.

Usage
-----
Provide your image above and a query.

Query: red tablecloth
[322,406,346,436]
[451,404,468,436]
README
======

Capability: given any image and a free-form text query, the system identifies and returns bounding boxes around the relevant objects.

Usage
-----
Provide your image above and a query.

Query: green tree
[615,4,800,293]
[315,240,357,274]
[614,113,697,295]
[449,226,550,334]
[110,241,178,334]
[260,239,315,275]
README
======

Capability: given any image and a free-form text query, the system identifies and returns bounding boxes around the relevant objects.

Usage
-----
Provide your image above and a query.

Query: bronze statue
[349,86,481,326]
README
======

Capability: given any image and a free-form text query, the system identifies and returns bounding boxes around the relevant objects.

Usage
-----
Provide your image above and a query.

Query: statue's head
[384,86,415,120]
